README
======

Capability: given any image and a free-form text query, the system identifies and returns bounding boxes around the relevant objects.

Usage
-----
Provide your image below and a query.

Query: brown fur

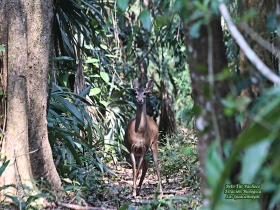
[124,79,163,197]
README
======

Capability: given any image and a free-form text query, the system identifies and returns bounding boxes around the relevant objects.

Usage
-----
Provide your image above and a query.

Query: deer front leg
[136,146,146,178]
[130,152,137,197]
[151,141,163,196]
[137,159,148,196]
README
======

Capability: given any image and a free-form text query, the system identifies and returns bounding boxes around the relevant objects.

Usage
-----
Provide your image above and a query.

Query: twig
[218,1,280,84]
[68,190,81,205]
[15,149,38,158]
[56,201,116,210]
[239,22,279,57]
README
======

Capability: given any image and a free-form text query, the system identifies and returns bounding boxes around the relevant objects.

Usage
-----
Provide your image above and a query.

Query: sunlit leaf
[100,72,110,83]
[100,44,108,50]
[89,88,101,96]
[85,57,99,63]
[100,100,108,107]
[62,178,72,184]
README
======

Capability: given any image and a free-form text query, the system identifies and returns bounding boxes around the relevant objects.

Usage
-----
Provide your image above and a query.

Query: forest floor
[92,130,202,209]
[99,164,202,209]
[0,130,202,209]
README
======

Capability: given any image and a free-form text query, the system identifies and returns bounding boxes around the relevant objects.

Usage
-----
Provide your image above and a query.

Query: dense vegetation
[1,0,280,209]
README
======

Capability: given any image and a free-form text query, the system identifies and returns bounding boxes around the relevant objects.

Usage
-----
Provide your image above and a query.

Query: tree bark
[183,17,238,202]
[0,0,61,203]
[24,1,61,187]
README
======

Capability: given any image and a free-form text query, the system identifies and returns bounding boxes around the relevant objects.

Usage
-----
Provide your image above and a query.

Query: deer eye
[143,92,147,95]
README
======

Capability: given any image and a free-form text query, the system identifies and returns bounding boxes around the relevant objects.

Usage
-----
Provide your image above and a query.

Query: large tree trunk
[183,18,238,202]
[0,0,61,203]
[239,1,275,209]
[239,0,273,129]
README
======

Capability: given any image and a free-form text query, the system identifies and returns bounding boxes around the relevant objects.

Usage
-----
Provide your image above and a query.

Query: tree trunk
[183,18,238,202]
[0,0,61,203]
[239,0,273,129]
[239,1,275,209]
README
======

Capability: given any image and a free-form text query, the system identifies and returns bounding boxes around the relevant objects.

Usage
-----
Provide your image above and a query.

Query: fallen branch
[56,202,116,210]
[218,1,280,85]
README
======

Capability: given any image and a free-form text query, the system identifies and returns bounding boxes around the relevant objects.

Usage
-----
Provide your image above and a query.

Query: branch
[218,1,280,85]
[239,22,279,57]
[56,202,115,210]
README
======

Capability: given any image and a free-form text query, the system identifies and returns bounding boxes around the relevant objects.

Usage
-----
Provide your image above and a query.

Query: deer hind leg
[151,141,163,195]
[136,159,148,196]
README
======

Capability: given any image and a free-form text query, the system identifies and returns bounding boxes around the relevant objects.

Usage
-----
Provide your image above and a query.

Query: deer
[124,79,163,197]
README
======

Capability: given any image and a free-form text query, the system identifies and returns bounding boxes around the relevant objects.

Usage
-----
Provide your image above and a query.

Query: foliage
[49,0,197,208]
[1,0,279,209]
[204,86,280,210]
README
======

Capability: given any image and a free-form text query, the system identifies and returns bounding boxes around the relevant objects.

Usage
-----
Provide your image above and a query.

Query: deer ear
[133,79,139,90]
[145,80,154,92]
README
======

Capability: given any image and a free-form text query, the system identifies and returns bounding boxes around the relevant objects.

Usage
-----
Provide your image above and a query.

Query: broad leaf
[100,72,110,83]
[0,160,10,176]
[117,0,129,13]
[139,10,152,32]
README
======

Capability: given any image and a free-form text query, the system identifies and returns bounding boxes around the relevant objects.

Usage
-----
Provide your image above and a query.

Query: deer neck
[135,103,147,133]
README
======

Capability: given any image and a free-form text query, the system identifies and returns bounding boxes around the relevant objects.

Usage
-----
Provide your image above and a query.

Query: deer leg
[130,152,137,197]
[151,141,163,195]
[136,159,148,196]
[136,146,146,179]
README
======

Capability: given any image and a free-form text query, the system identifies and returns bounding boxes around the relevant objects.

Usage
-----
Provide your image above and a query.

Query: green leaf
[100,72,110,83]
[100,44,108,50]
[212,86,280,208]
[0,160,10,176]
[85,57,99,63]
[100,100,108,107]
[111,89,126,99]
[139,10,152,32]
[87,123,93,146]
[118,202,132,210]
[189,20,203,38]
[53,95,84,123]
[5,195,19,205]
[89,88,101,96]
[241,9,257,22]
[241,140,270,183]
[117,0,129,13]
[206,141,224,189]
[63,185,81,191]
[0,184,16,191]
[0,45,5,52]
[64,135,81,165]
[26,193,44,205]
[180,147,193,155]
